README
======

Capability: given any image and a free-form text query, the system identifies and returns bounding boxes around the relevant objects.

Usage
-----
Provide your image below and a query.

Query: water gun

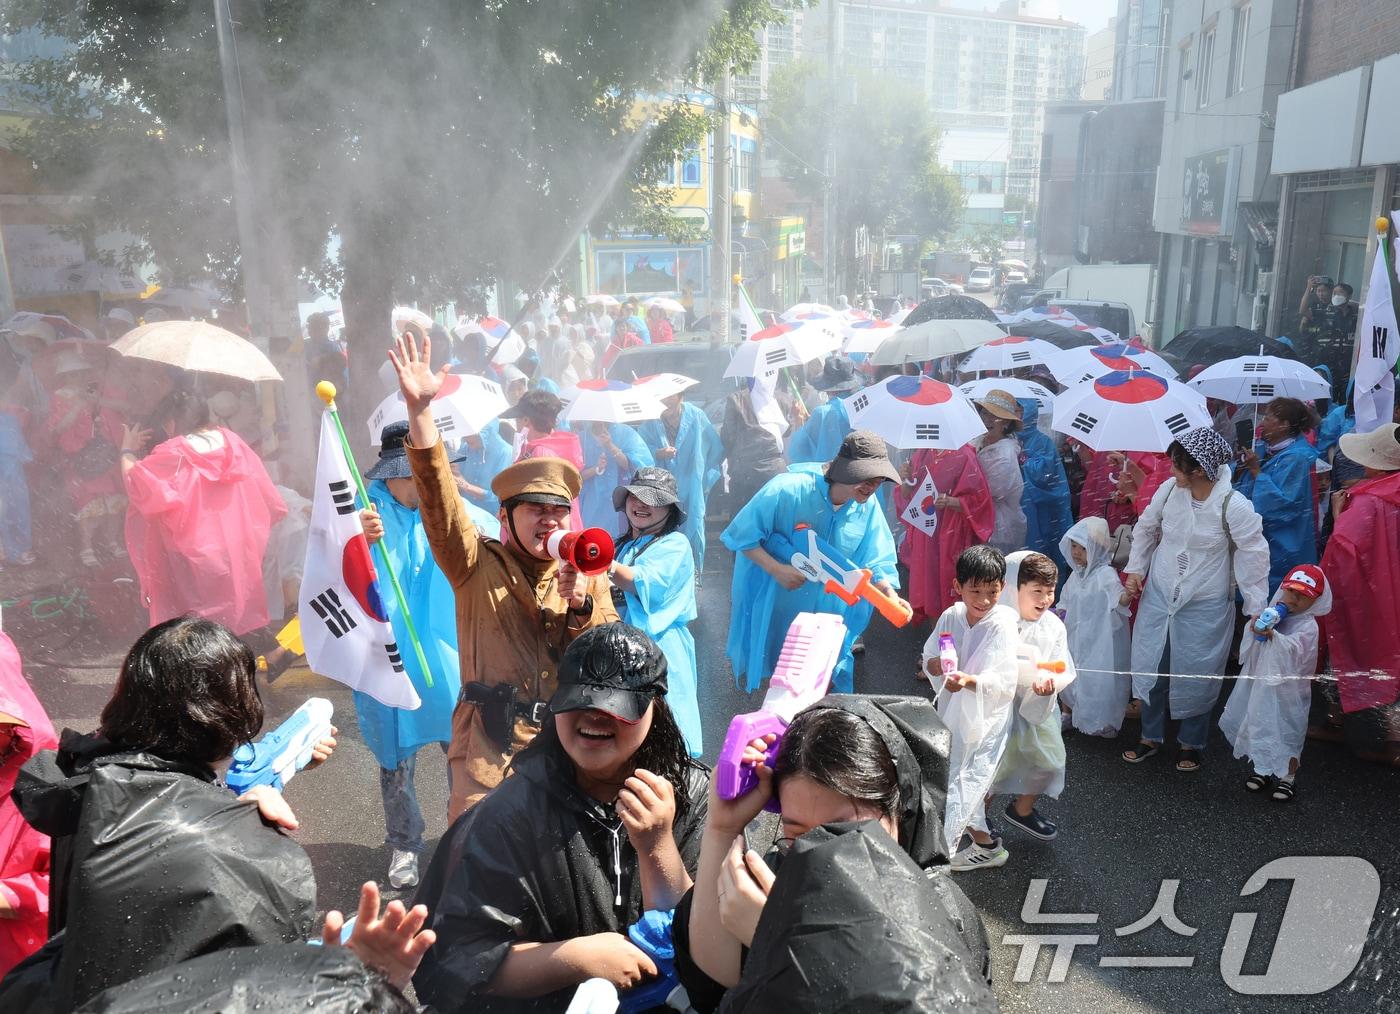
[226,697,334,794]
[764,523,912,627]
[619,910,688,1013]
[566,979,619,1014]
[716,613,846,807]
[1253,603,1290,641]
[1015,652,1068,688]
[937,632,958,677]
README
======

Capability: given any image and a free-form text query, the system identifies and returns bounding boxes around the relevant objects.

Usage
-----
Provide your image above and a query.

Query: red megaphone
[545,528,615,575]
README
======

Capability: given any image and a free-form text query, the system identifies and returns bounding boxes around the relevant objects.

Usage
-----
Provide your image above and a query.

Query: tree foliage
[764,59,963,286]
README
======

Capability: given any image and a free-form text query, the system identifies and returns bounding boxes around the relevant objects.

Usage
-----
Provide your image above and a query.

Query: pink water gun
[715,612,846,807]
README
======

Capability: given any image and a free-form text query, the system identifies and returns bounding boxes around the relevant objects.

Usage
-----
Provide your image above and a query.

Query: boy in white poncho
[1057,517,1131,737]
[989,551,1078,842]
[925,544,1020,872]
[1219,563,1330,802]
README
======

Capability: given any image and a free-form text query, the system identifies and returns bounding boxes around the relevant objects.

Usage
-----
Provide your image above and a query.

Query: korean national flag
[901,469,941,538]
[298,410,420,709]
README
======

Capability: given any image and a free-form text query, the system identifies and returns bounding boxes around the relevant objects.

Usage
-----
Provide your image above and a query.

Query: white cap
[104,307,136,325]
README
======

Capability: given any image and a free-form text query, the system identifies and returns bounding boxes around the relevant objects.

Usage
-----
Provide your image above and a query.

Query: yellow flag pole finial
[316,381,338,406]
[1378,217,1391,235]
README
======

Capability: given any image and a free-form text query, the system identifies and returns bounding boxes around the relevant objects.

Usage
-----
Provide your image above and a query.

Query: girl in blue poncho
[579,421,654,534]
[1236,397,1319,593]
[607,467,704,755]
[638,393,724,571]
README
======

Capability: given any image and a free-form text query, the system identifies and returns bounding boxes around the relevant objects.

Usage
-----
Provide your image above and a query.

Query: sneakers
[1004,804,1059,841]
[950,836,1010,872]
[388,848,419,889]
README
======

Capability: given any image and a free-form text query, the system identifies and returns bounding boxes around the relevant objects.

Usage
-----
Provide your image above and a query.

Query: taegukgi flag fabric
[299,410,421,710]
[901,469,942,537]
[1353,212,1400,433]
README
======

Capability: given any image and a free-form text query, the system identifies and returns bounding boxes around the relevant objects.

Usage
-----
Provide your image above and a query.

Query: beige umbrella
[110,320,283,382]
[868,318,1004,365]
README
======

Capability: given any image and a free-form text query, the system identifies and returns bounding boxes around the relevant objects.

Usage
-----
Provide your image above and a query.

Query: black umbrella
[902,294,1000,326]
[1161,325,1296,371]
[1006,318,1100,350]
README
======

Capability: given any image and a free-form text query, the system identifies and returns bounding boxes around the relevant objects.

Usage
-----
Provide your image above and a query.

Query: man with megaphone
[389,331,619,819]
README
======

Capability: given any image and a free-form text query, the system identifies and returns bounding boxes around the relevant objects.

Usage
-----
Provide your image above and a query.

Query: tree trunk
[339,228,397,469]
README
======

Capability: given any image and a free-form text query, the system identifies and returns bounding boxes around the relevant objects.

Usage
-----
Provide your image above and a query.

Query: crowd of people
[0,282,1397,1012]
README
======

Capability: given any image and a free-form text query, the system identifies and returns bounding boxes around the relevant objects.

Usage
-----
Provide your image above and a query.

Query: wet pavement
[20,548,1400,1011]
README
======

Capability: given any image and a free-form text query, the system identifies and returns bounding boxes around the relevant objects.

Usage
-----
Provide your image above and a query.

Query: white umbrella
[844,318,902,356]
[644,296,685,315]
[366,372,508,444]
[843,375,987,450]
[1187,356,1331,404]
[629,372,699,398]
[959,377,1057,413]
[1051,370,1209,452]
[585,294,621,308]
[886,306,912,326]
[110,320,282,383]
[868,318,1003,365]
[391,306,435,336]
[560,378,667,424]
[959,336,1060,373]
[2,311,95,344]
[1046,342,1179,385]
[782,302,838,319]
[455,316,526,364]
[724,319,842,379]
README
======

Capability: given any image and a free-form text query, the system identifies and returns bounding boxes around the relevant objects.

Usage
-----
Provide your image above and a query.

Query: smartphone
[1234,418,1255,449]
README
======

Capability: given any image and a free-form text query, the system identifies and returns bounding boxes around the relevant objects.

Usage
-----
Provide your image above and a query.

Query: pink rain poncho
[897,446,995,622]
[124,428,286,634]
[0,632,58,975]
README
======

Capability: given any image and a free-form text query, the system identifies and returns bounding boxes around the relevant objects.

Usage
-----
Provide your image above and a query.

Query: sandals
[1244,772,1269,792]
[1175,749,1202,773]
[1122,741,1159,763]
[1271,778,1296,802]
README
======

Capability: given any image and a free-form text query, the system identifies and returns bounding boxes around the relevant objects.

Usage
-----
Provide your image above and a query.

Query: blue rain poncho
[614,530,703,755]
[456,420,512,515]
[721,463,898,694]
[354,481,499,770]
[0,413,32,560]
[787,396,852,464]
[1015,398,1072,572]
[1234,437,1318,592]
[578,423,654,534]
[639,402,723,568]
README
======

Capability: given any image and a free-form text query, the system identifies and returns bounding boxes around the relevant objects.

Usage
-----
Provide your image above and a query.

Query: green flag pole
[316,381,433,688]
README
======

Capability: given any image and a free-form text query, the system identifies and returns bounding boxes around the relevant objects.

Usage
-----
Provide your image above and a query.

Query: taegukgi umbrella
[1051,369,1209,452]
[844,318,902,356]
[559,378,667,424]
[959,336,1060,374]
[959,376,1057,413]
[644,296,686,315]
[724,319,843,379]
[455,315,525,364]
[585,293,621,307]
[1047,341,1178,386]
[110,320,282,383]
[868,318,1003,365]
[781,301,838,319]
[1186,355,1331,404]
[843,374,986,450]
[366,371,508,444]
[630,372,699,398]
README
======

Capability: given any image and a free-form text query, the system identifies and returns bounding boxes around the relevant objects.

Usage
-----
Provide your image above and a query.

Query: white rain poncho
[1124,468,1270,718]
[928,599,1020,852]
[989,552,1078,798]
[1218,577,1331,778]
[1057,517,1131,736]
[975,434,1027,554]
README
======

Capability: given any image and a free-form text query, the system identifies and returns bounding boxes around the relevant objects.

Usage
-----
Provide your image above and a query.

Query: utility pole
[711,64,733,344]
[823,0,839,302]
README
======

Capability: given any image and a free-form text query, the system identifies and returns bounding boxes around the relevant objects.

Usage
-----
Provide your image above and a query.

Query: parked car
[605,338,744,428]
[966,266,995,292]
[1002,269,1028,286]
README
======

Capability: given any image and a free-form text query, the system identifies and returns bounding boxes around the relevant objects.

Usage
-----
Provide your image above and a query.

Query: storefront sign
[2,224,84,297]
[1180,147,1241,237]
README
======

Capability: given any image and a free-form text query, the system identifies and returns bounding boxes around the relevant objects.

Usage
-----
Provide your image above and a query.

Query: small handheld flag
[901,469,942,538]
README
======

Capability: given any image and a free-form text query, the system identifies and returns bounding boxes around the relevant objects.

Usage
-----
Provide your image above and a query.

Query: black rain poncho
[413,729,710,1013]
[674,694,993,1013]
[73,943,409,1013]
[1,731,317,1011]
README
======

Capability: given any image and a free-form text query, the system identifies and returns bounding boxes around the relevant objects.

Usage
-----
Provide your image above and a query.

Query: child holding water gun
[1219,564,1330,801]
[1056,517,1131,737]
[988,552,1077,842]
[924,544,1020,871]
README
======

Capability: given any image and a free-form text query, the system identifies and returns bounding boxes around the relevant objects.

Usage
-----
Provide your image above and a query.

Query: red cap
[1280,564,1325,599]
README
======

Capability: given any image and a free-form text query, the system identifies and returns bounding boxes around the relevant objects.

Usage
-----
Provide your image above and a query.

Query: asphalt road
[21,548,1400,1012]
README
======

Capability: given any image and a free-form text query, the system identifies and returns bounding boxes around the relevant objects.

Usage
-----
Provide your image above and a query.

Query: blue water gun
[1253,603,1290,642]
[763,524,912,627]
[226,697,334,794]
[619,909,686,1013]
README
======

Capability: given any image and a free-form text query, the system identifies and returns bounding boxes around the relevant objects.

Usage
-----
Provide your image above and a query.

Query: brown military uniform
[407,439,617,818]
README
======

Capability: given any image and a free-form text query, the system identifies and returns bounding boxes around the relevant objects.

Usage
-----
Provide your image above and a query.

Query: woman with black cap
[413,624,709,1014]
[677,696,995,1012]
[609,467,704,757]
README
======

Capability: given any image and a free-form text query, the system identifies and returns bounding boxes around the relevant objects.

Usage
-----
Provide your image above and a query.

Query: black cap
[500,388,563,421]
[550,624,668,724]
[824,429,900,486]
[366,420,463,480]
[811,354,861,392]
[612,466,687,524]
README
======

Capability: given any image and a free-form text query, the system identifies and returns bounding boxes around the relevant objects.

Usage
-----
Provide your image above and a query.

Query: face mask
[1332,295,1346,306]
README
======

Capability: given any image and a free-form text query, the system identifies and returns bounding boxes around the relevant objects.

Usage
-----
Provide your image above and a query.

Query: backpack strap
[1221,490,1237,594]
